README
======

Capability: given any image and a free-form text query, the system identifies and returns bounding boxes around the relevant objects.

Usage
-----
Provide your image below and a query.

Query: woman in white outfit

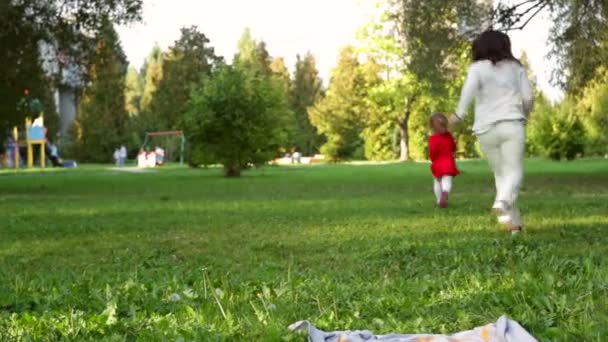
[450,30,534,234]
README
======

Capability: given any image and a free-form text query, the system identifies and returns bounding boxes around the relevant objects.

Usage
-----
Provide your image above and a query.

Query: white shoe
[497,201,523,233]
[492,201,505,214]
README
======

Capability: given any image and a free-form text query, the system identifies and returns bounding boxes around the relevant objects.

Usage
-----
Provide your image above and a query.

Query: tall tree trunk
[398,95,417,162]
[399,122,409,161]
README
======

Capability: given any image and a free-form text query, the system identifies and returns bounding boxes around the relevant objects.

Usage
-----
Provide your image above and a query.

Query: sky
[117,0,563,102]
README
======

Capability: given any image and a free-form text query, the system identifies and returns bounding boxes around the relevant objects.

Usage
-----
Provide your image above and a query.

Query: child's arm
[429,137,438,161]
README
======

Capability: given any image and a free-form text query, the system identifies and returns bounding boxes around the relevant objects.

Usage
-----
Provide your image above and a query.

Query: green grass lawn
[1,160,607,341]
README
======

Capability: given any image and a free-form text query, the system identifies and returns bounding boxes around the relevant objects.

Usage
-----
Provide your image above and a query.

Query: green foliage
[270,58,290,97]
[234,29,273,78]
[1,161,608,340]
[270,58,297,149]
[547,100,586,161]
[0,3,57,149]
[358,4,481,161]
[125,66,143,117]
[0,0,142,146]
[148,26,222,131]
[73,23,129,162]
[548,0,608,92]
[234,29,257,68]
[184,65,291,176]
[130,45,166,141]
[140,45,164,113]
[231,30,294,156]
[290,53,324,155]
[309,47,371,161]
[386,0,492,88]
[527,97,586,161]
[577,68,608,156]
[527,94,554,157]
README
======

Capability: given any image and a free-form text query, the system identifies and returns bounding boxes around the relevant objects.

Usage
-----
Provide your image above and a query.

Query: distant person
[50,143,58,158]
[154,146,165,165]
[137,149,147,167]
[291,147,301,164]
[32,116,43,127]
[47,142,64,167]
[113,148,120,166]
[450,30,534,234]
[146,149,157,168]
[119,145,127,167]
[428,113,459,208]
[6,135,15,168]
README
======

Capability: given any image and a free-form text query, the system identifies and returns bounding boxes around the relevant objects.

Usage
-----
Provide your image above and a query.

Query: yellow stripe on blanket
[481,324,490,342]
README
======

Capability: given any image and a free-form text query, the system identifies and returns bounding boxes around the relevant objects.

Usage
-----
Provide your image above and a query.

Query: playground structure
[12,115,47,168]
[138,130,186,168]
[4,113,69,169]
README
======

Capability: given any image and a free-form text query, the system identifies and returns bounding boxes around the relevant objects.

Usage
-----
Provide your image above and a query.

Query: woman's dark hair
[472,30,520,65]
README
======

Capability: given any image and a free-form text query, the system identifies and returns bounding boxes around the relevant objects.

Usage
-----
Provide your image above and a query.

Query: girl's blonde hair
[429,112,448,133]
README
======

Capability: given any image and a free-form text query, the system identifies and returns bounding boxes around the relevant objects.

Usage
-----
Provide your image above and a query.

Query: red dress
[429,132,459,178]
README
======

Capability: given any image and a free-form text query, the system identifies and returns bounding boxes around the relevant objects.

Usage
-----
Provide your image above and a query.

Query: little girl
[429,113,459,208]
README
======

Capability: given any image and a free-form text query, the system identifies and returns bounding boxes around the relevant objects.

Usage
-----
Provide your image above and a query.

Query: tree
[233,30,295,155]
[526,97,586,160]
[546,99,586,160]
[386,0,492,88]
[0,0,142,146]
[526,93,554,157]
[233,29,272,77]
[140,45,164,112]
[269,57,297,149]
[359,1,487,161]
[184,65,291,176]
[133,45,166,136]
[577,68,608,156]
[148,26,222,130]
[234,28,257,66]
[290,53,324,155]
[254,42,273,78]
[309,47,372,161]
[73,22,129,162]
[548,1,608,92]
[270,57,290,97]
[490,0,608,92]
[125,66,143,116]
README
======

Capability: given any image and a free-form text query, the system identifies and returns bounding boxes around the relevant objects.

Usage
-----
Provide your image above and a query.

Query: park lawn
[0,160,607,341]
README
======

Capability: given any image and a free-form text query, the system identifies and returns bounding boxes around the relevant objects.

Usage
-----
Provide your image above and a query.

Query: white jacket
[456,60,534,135]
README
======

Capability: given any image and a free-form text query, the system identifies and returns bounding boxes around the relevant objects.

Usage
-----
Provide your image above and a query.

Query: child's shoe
[438,192,449,208]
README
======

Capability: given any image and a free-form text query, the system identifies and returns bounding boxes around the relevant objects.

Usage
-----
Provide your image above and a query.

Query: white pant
[433,176,453,203]
[477,121,525,223]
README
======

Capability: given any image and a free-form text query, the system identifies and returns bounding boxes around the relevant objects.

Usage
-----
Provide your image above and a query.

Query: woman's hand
[448,114,462,128]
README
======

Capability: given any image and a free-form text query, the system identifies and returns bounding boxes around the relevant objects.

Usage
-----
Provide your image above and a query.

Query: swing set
[139,130,186,165]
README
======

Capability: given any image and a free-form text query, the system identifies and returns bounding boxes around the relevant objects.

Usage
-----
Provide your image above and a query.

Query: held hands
[448,114,463,128]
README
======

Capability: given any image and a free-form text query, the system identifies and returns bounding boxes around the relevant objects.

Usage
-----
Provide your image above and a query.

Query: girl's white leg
[498,122,526,229]
[478,128,505,208]
[440,176,453,193]
[499,122,526,206]
[433,178,442,204]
